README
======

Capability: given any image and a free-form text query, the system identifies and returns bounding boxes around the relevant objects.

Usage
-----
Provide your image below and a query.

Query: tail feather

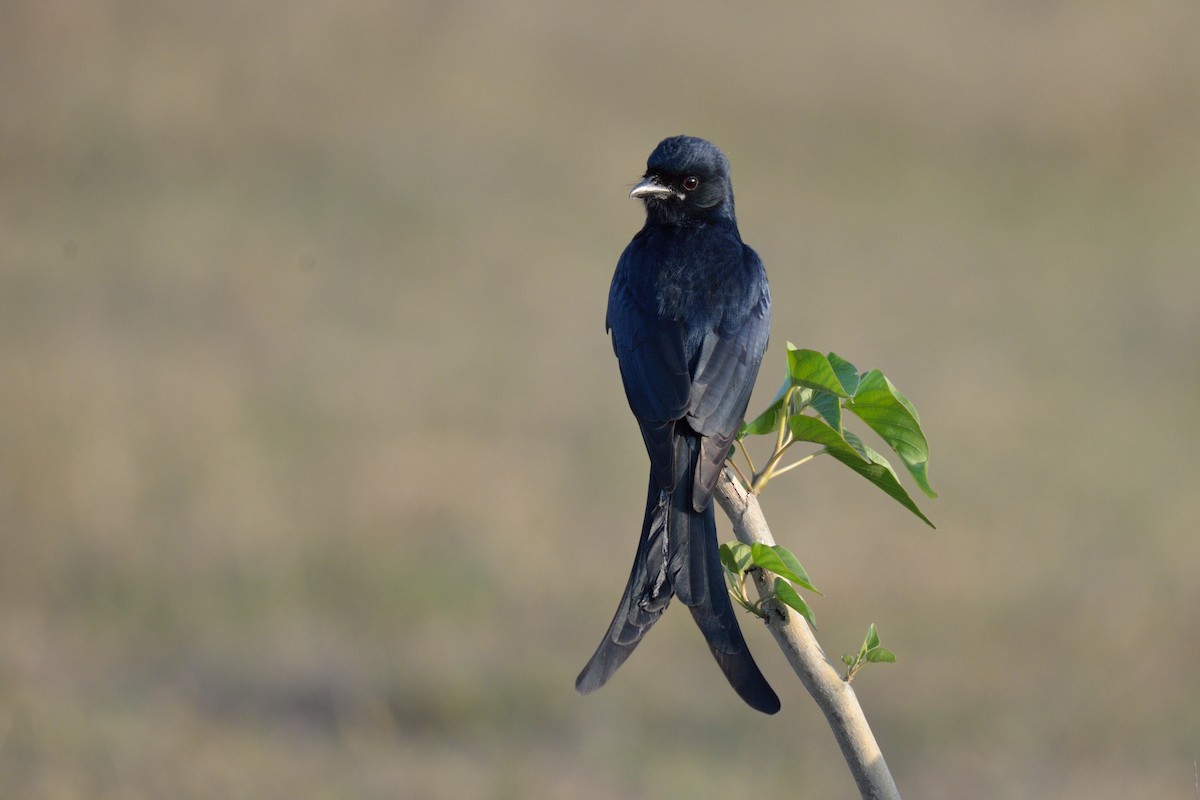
[681,501,780,714]
[575,479,670,693]
[576,433,780,714]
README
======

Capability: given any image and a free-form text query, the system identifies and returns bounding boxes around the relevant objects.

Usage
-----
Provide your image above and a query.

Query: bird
[576,136,778,714]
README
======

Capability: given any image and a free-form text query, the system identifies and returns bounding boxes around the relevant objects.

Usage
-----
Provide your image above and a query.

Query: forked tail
[575,434,779,714]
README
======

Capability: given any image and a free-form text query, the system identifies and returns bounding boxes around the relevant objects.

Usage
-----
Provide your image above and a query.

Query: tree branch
[714,467,902,800]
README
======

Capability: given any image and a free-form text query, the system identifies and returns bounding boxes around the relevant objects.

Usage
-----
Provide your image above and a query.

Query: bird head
[631,136,735,225]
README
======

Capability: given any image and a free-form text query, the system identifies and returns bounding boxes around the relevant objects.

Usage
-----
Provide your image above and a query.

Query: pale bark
[714,468,902,800]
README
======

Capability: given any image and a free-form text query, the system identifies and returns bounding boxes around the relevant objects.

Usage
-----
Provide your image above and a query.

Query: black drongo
[576,136,778,714]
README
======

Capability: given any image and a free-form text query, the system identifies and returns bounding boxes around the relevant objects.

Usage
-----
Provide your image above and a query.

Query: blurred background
[2,1,1198,798]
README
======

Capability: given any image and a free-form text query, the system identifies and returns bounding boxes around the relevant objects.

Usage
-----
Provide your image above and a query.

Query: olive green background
[3,2,1198,798]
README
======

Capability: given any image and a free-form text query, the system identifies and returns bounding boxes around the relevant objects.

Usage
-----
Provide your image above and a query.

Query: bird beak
[630,177,680,201]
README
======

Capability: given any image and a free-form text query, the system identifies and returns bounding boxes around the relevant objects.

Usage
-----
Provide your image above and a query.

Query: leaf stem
[768,452,818,479]
[751,433,796,494]
[737,438,757,476]
[773,387,794,454]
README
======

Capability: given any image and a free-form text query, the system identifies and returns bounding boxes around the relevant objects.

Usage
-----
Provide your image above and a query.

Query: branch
[714,467,902,800]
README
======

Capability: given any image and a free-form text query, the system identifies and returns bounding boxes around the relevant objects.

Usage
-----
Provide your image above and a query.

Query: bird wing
[686,258,771,508]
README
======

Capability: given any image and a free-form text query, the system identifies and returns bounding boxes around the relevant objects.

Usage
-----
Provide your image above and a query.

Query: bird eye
[682,176,699,191]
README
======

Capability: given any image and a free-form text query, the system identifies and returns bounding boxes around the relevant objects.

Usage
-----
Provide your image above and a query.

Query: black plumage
[576,136,778,714]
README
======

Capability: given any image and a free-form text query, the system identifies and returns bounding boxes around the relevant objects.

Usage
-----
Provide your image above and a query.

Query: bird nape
[576,136,778,714]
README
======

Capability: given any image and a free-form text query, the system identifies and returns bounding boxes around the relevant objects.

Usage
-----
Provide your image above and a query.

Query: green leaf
[789,386,815,415]
[845,370,937,498]
[769,544,821,594]
[787,415,933,525]
[720,541,753,573]
[864,622,881,651]
[827,352,861,396]
[749,543,819,593]
[788,413,853,451]
[786,345,850,398]
[841,654,854,667]
[740,378,790,437]
[773,578,817,629]
[740,407,779,438]
[866,648,896,664]
[719,543,739,574]
[809,390,842,431]
[834,431,935,527]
